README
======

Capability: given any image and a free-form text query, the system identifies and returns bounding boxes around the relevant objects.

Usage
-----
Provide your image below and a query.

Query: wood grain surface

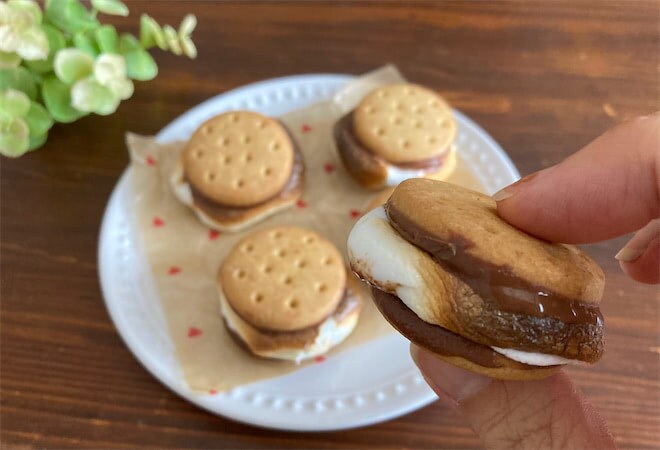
[1,1,658,448]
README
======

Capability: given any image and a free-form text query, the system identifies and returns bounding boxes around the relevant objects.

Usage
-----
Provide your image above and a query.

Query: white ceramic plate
[98,74,520,431]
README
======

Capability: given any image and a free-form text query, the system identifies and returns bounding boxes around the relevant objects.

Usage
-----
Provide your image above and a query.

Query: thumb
[411,345,616,450]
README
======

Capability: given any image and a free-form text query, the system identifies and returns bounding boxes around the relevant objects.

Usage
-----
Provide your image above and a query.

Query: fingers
[616,218,660,284]
[494,113,660,244]
[411,345,616,450]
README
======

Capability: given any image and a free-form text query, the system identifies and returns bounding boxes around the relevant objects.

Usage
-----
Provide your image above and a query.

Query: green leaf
[0,67,38,100]
[54,48,93,84]
[94,25,119,54]
[162,25,182,55]
[0,89,31,118]
[73,32,99,57]
[42,76,87,123]
[124,49,157,81]
[118,33,141,54]
[140,14,166,50]
[91,0,129,17]
[45,0,99,35]
[178,14,197,37]
[23,24,67,73]
[27,130,48,151]
[0,52,21,69]
[0,115,29,157]
[23,101,54,136]
[181,36,197,59]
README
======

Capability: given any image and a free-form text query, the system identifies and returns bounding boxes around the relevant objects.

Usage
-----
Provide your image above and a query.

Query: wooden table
[2,1,658,448]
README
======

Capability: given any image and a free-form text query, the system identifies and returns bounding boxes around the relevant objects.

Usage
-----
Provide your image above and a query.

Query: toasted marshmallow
[347,207,449,324]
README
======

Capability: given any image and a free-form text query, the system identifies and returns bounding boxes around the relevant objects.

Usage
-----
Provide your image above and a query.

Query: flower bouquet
[0,0,196,157]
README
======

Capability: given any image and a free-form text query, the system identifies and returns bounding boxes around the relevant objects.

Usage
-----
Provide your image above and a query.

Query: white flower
[54,48,93,84]
[70,54,133,115]
[0,0,48,61]
[71,78,119,116]
[93,53,133,100]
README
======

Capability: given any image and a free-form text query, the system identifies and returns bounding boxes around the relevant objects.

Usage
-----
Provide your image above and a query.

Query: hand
[412,113,659,449]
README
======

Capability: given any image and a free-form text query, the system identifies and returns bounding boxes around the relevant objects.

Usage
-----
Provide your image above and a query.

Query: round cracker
[353,84,456,163]
[183,111,294,207]
[220,226,347,332]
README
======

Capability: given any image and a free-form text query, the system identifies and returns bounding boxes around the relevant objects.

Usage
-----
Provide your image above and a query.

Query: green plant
[0,0,196,157]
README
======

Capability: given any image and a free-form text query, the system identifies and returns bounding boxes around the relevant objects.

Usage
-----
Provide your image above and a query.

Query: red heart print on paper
[349,209,361,219]
[153,217,165,227]
[168,266,181,275]
[187,326,202,338]
[301,124,312,133]
[209,389,218,395]
[208,229,221,240]
[146,155,156,166]
[296,199,307,209]
[323,163,335,174]
[314,356,326,363]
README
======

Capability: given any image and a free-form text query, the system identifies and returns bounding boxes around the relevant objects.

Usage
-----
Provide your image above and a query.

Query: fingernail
[492,171,542,202]
[615,219,660,262]
[492,188,513,202]
[410,344,492,403]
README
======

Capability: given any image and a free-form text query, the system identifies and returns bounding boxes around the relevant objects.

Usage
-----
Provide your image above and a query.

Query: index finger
[494,113,660,244]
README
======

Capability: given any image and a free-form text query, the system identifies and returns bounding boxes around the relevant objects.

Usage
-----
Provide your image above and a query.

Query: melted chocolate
[385,202,603,327]
[334,113,448,188]
[371,288,545,369]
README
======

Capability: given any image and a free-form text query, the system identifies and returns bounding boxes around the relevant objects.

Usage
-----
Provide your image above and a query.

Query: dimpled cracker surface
[353,84,456,163]
[221,227,346,332]
[183,111,294,207]
[387,179,605,303]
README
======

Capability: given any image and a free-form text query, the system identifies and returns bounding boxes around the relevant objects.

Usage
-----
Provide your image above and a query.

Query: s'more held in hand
[334,83,457,190]
[347,178,605,380]
[171,111,304,232]
[218,226,364,363]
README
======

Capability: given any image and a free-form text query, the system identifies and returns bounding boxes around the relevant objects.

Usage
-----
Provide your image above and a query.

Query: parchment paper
[126,65,483,392]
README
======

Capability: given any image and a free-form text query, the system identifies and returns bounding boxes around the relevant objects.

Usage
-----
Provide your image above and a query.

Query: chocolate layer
[372,288,547,370]
[385,201,604,362]
[385,202,602,325]
[190,145,303,222]
[334,113,447,188]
